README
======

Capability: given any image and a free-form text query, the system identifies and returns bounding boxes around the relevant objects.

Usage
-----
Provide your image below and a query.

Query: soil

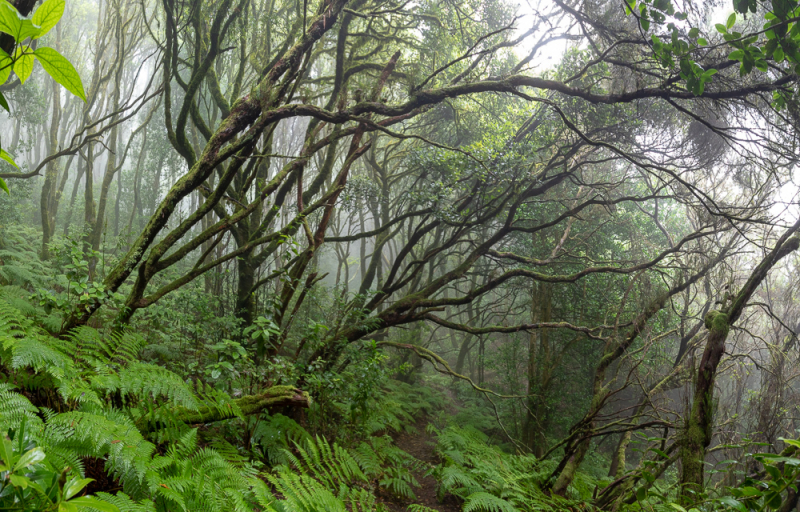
[377,417,462,512]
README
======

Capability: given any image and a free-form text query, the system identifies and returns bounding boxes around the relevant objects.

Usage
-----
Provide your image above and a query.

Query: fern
[354,435,422,500]
[428,426,581,512]
[284,435,367,490]
[95,492,157,512]
[250,413,312,465]
[0,292,419,512]
[117,362,198,408]
[264,470,347,512]
[463,492,519,512]
[0,294,282,511]
[0,382,42,432]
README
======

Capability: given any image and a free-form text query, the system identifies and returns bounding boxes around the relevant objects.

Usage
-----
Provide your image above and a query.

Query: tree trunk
[40,80,62,259]
[678,227,800,502]
[679,310,728,502]
[524,281,552,457]
[236,247,257,331]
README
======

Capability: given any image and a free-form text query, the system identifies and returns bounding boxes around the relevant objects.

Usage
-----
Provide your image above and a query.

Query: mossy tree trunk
[143,386,310,432]
[679,227,800,502]
[679,310,729,501]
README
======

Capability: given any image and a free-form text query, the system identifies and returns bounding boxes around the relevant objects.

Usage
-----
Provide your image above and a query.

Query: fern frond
[0,382,42,432]
[266,469,347,512]
[118,362,198,408]
[285,435,367,491]
[43,411,156,492]
[463,492,519,512]
[94,492,157,512]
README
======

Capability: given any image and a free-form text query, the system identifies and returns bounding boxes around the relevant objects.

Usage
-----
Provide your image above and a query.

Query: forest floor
[379,416,461,512]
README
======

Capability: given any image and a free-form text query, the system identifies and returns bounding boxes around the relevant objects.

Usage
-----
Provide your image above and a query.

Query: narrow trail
[380,417,461,512]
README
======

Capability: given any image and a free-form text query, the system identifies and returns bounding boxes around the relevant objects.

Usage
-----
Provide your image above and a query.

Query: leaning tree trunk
[679,227,800,502]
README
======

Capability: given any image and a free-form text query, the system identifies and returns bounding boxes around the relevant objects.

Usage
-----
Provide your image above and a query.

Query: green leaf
[726,12,736,29]
[0,1,39,40]
[669,504,688,512]
[739,486,764,496]
[13,45,34,83]
[0,177,8,195]
[64,477,94,500]
[764,464,782,480]
[689,27,699,38]
[34,47,86,101]
[9,473,30,489]
[0,89,7,111]
[13,447,45,471]
[0,1,22,39]
[32,0,64,38]
[0,148,17,168]
[0,435,14,468]
[693,81,705,95]
[67,497,120,512]
[729,49,745,61]
[766,491,782,509]
[718,497,746,512]
[15,19,40,41]
[640,17,650,31]
[697,37,708,46]
[0,50,9,84]
[715,23,727,33]
[774,46,785,62]
[59,502,79,512]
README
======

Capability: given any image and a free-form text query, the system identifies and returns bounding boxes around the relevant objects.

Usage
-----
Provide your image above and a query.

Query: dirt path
[379,417,461,512]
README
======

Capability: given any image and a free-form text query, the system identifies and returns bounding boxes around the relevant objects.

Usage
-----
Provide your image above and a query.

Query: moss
[704,310,729,336]
[161,386,310,427]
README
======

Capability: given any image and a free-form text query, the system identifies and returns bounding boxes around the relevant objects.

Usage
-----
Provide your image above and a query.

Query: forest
[0,0,799,509]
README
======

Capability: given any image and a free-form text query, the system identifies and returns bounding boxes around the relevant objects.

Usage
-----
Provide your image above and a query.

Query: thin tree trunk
[40,79,62,259]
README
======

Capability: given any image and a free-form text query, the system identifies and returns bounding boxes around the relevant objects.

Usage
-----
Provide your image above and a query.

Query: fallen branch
[171,385,310,426]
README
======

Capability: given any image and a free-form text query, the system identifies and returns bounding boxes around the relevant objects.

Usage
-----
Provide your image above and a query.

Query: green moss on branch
[174,385,310,425]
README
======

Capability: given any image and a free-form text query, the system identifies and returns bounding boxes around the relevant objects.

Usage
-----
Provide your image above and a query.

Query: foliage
[629,0,800,104]
[0,0,85,194]
[0,421,119,512]
[428,425,589,510]
[0,0,799,508]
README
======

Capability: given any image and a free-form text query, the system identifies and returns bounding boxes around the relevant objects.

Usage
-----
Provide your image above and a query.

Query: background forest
[1,0,800,509]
